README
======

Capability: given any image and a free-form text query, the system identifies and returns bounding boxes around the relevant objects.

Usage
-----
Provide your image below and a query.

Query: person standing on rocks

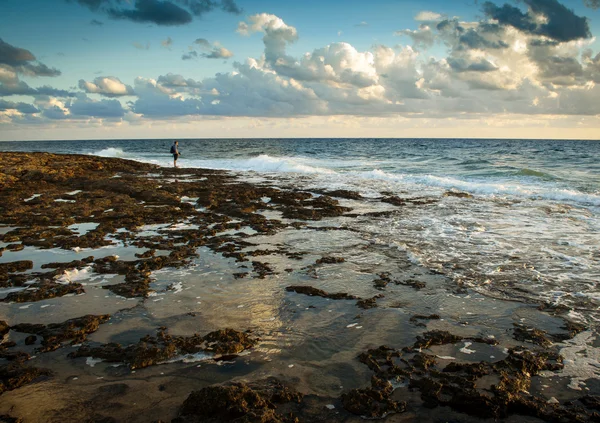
[170,140,180,168]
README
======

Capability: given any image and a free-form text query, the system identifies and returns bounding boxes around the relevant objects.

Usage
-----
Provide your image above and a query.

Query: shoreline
[0,152,598,422]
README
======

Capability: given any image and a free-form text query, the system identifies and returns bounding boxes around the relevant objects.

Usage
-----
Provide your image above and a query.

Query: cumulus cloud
[414,11,444,22]
[184,39,233,60]
[78,76,135,96]
[194,38,211,49]
[483,0,591,42]
[157,73,202,88]
[67,94,127,117]
[0,99,39,114]
[0,38,61,77]
[5,1,600,127]
[395,25,436,50]
[202,46,233,59]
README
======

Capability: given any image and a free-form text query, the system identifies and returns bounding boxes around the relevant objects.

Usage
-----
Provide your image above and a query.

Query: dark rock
[0,361,51,394]
[11,315,110,353]
[70,328,257,369]
[286,286,358,300]
[356,295,384,309]
[0,261,33,274]
[315,256,345,265]
[176,377,303,423]
[342,376,406,418]
[443,191,474,199]
[409,314,441,323]
[24,335,37,345]
[513,323,553,347]
[1,282,85,303]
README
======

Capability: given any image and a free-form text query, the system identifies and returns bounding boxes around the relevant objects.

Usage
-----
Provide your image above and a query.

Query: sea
[1,138,598,321]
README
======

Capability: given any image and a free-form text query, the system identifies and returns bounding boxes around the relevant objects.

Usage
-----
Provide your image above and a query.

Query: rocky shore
[0,152,598,422]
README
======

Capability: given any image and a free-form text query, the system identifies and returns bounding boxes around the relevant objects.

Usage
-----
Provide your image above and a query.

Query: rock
[24,336,37,346]
[11,315,110,353]
[513,323,553,347]
[0,361,51,394]
[176,378,303,423]
[0,261,33,274]
[70,328,257,369]
[285,286,358,300]
[444,191,474,199]
[1,282,85,303]
[315,256,345,265]
[342,376,406,418]
[356,295,384,309]
[0,321,8,338]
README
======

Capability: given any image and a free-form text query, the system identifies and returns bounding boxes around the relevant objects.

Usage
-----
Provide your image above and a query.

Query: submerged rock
[11,315,110,353]
[285,286,358,300]
[70,328,257,369]
[342,376,406,419]
[356,295,384,309]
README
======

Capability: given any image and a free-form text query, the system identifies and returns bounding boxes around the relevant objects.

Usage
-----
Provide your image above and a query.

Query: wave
[514,168,556,179]
[91,147,127,158]
[185,154,337,174]
[352,169,600,206]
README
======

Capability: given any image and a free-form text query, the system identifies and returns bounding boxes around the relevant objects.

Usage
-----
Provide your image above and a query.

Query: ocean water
[2,138,599,319]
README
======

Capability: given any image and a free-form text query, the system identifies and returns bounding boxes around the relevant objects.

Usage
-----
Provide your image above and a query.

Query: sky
[1,0,600,140]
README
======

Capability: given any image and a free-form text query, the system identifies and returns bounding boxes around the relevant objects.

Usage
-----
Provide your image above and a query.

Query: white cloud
[415,11,444,22]
[79,76,134,97]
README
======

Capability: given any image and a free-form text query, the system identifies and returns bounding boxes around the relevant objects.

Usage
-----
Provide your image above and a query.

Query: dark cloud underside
[483,0,591,42]
[67,0,241,26]
[108,0,192,26]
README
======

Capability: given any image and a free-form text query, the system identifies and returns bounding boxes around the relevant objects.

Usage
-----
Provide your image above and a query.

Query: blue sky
[1,0,600,140]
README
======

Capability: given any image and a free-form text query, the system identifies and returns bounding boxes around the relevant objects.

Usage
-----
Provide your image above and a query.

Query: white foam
[57,266,93,284]
[92,147,126,158]
[24,194,41,202]
[183,154,337,175]
[460,342,476,354]
[86,357,103,367]
[542,331,600,391]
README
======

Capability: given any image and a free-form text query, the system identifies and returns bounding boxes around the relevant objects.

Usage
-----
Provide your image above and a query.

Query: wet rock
[11,314,110,353]
[409,314,441,323]
[286,286,358,300]
[0,414,23,423]
[1,282,85,303]
[323,189,363,200]
[24,336,37,346]
[0,261,33,274]
[315,256,345,265]
[408,331,463,351]
[0,361,51,394]
[356,295,384,309]
[443,191,474,199]
[201,328,257,355]
[513,323,553,347]
[70,328,257,369]
[382,196,437,207]
[176,378,303,423]
[397,278,426,290]
[0,321,8,338]
[233,272,249,279]
[342,376,406,419]
[252,261,276,279]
